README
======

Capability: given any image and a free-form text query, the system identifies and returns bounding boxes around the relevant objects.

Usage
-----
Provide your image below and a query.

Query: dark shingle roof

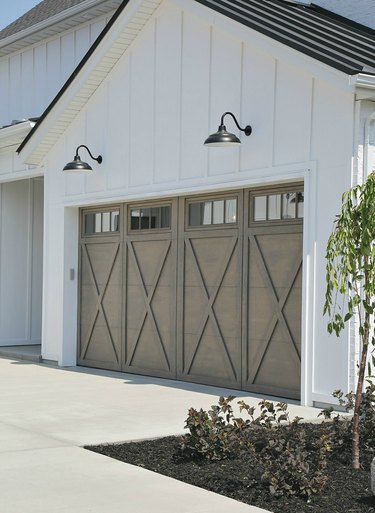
[0,0,87,40]
[196,0,375,75]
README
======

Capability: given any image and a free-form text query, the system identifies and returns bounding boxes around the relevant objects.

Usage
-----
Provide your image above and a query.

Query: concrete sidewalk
[0,357,322,513]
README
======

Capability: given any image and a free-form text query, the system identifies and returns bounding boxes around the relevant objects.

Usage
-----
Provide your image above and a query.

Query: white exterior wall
[350,99,375,388]
[0,177,43,346]
[0,7,119,350]
[0,15,113,128]
[40,0,356,405]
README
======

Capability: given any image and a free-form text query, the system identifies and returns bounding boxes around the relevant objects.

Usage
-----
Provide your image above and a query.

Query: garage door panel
[83,323,121,364]
[244,207,303,398]
[78,235,122,370]
[80,284,122,328]
[251,326,301,386]
[186,236,239,287]
[82,243,122,287]
[127,239,173,287]
[124,227,177,378]
[183,329,239,381]
[255,233,302,289]
[178,226,242,388]
[213,287,241,336]
[126,323,172,372]
[283,280,303,341]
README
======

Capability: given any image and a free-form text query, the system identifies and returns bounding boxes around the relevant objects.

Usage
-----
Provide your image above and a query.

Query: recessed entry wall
[0,178,44,345]
[78,185,303,399]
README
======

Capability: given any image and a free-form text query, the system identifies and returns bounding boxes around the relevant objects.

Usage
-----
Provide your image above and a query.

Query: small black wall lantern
[63,145,103,172]
[204,112,252,147]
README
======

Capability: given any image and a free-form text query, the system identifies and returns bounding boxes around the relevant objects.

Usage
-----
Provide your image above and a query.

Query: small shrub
[179,396,237,460]
[358,382,375,454]
[259,421,329,500]
[320,383,375,464]
[179,396,330,500]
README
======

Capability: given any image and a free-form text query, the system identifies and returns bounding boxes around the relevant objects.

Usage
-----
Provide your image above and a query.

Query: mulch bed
[86,429,375,513]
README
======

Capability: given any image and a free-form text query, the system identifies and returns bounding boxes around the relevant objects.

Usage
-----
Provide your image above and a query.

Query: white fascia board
[0,120,35,149]
[18,0,162,166]
[0,0,112,51]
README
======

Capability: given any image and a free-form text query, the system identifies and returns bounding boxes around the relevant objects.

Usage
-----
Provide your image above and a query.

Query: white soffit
[18,0,162,166]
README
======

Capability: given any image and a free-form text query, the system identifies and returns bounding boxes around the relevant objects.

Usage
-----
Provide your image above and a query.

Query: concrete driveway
[0,357,322,513]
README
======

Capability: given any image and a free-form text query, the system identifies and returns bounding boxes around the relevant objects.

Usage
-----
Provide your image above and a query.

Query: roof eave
[350,73,375,89]
[0,0,122,57]
[0,120,36,150]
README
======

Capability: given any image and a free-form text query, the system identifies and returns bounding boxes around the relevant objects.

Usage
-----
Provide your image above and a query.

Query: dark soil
[87,428,375,513]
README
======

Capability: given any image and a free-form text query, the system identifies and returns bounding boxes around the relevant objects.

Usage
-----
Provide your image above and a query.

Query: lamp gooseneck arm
[220,112,252,136]
[75,145,103,164]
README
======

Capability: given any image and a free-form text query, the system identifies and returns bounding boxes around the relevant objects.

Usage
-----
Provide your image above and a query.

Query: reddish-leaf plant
[324,171,375,469]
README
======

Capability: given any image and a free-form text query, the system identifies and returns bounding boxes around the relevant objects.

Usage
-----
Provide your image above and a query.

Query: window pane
[202,202,212,225]
[189,203,201,226]
[140,208,151,229]
[95,213,102,232]
[268,195,281,220]
[254,196,267,221]
[102,212,110,232]
[213,200,224,224]
[160,206,171,228]
[282,193,296,219]
[150,208,160,229]
[111,211,119,232]
[297,192,304,218]
[131,209,140,230]
[84,213,95,234]
[225,199,237,223]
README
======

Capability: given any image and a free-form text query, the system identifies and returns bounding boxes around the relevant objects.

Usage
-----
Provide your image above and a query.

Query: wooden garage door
[78,208,122,370]
[177,194,242,389]
[78,186,304,400]
[123,201,177,378]
[243,187,304,399]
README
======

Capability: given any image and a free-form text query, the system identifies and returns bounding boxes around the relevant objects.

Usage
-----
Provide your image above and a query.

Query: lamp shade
[62,145,102,172]
[204,112,252,147]
[63,155,93,172]
[204,125,241,147]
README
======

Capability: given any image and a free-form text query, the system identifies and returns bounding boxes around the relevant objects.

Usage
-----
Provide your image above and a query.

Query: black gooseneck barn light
[63,145,103,172]
[204,111,252,147]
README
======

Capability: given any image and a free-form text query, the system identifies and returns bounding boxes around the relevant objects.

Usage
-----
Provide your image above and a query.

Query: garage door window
[130,205,171,231]
[253,191,303,222]
[188,198,237,227]
[84,210,120,235]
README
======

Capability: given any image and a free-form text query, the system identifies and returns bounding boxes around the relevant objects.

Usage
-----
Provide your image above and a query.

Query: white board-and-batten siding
[40,0,356,406]
[48,0,354,200]
[0,14,117,351]
[0,15,115,129]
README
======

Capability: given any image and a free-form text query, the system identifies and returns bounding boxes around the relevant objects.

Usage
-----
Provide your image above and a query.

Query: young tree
[324,171,375,469]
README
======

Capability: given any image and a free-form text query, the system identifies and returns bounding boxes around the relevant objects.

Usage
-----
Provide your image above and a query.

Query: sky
[0,0,41,31]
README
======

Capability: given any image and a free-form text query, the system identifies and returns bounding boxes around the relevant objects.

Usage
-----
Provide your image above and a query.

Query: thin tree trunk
[353,301,370,469]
